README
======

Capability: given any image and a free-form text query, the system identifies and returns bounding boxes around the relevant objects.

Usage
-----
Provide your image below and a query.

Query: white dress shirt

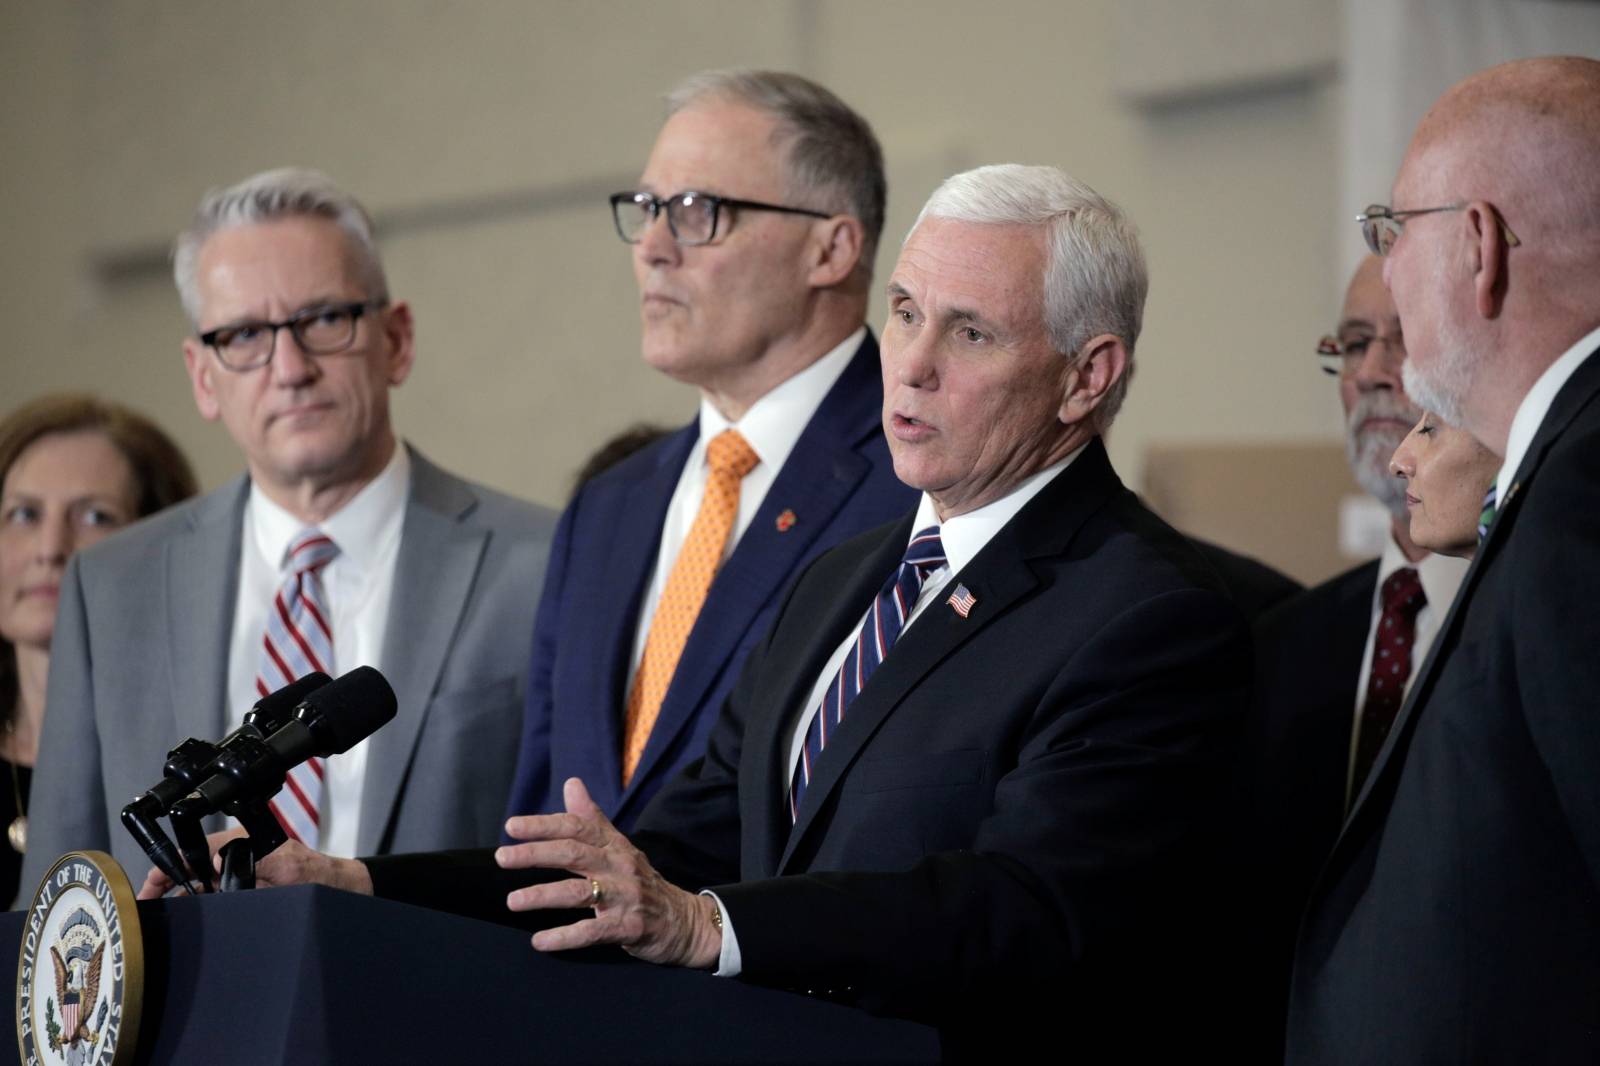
[1345,534,1468,801]
[712,445,1086,977]
[225,443,409,858]
[626,327,864,691]
[1494,322,1600,506]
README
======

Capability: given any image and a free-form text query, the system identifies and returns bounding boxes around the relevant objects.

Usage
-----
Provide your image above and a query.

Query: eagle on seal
[51,940,104,1048]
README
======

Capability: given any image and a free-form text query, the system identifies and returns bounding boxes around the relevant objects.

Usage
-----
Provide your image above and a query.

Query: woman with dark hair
[0,394,197,904]
[1389,411,1502,561]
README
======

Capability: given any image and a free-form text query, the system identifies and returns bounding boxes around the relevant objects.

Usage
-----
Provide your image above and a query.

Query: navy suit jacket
[1288,344,1600,1064]
[503,333,916,830]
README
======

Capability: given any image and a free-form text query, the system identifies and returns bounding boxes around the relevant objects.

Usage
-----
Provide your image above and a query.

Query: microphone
[123,672,333,822]
[121,672,333,893]
[170,666,397,825]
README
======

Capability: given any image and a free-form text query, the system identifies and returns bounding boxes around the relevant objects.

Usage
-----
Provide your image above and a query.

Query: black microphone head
[294,666,397,755]
[245,670,332,732]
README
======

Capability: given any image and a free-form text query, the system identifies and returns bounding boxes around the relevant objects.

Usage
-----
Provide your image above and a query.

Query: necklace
[5,720,24,854]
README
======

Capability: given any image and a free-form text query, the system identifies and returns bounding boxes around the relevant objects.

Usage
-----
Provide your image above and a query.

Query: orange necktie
[622,429,759,784]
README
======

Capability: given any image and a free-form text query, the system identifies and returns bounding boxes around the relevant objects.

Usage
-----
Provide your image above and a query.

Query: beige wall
[0,1,1355,571]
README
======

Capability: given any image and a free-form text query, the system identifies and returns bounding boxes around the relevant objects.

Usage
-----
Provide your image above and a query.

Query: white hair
[913,164,1148,429]
[172,167,388,325]
[1344,391,1418,518]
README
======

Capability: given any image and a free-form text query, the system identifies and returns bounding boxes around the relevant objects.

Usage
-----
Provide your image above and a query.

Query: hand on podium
[135,828,373,899]
[497,777,722,970]
[135,827,243,897]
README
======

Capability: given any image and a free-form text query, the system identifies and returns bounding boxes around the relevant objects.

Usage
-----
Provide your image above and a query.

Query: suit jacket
[1191,536,1305,620]
[502,333,916,831]
[19,447,557,895]
[1249,561,1377,901]
[372,439,1249,1056]
[1232,560,1376,1060]
[1287,346,1600,1065]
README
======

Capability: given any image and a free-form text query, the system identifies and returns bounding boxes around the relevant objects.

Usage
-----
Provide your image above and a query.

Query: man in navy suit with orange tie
[501,70,914,831]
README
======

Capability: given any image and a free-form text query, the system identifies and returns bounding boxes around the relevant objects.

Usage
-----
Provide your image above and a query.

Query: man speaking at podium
[154,165,1248,1058]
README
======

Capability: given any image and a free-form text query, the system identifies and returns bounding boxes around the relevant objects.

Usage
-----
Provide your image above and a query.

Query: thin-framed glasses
[609,190,831,246]
[1316,333,1404,377]
[1357,203,1522,257]
[199,300,386,371]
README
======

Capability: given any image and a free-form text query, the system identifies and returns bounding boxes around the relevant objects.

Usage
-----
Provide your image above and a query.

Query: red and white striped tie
[257,527,339,846]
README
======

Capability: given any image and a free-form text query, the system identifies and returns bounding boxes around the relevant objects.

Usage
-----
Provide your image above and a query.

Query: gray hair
[666,69,886,281]
[914,164,1148,429]
[172,167,388,325]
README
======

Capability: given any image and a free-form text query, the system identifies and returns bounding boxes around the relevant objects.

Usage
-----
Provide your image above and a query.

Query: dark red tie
[1350,566,1426,802]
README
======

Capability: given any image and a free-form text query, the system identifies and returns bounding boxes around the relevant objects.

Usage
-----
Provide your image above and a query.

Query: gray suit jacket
[18,446,556,896]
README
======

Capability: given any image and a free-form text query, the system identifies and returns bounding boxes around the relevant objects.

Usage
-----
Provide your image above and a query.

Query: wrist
[338,857,375,897]
[690,892,724,970]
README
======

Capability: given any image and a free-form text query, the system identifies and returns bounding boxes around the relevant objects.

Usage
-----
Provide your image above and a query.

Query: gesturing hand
[496,777,722,969]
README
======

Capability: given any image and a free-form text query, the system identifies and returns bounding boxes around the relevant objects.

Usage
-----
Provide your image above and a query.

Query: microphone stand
[216,799,287,892]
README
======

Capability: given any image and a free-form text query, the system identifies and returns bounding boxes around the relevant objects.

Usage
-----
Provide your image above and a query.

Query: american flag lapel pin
[947,583,977,618]
[775,508,798,532]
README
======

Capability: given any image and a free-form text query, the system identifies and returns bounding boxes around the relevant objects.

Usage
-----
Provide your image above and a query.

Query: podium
[2,885,937,1064]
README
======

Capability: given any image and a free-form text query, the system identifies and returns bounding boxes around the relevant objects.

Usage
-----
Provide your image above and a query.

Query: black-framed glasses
[1316,332,1404,377]
[1357,202,1522,257]
[198,300,386,371]
[609,190,831,246]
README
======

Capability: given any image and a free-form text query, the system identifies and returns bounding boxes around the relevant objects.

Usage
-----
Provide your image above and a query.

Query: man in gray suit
[19,169,557,894]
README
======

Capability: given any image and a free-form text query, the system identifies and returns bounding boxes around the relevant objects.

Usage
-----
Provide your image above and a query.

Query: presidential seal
[15,852,143,1066]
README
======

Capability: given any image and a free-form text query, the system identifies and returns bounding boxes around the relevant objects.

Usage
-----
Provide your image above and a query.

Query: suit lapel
[1330,346,1600,871]
[622,337,885,805]
[743,512,914,877]
[165,479,248,748]
[777,441,1122,872]
[357,450,487,854]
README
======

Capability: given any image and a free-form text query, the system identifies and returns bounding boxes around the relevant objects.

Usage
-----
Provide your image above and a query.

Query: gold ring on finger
[589,878,604,906]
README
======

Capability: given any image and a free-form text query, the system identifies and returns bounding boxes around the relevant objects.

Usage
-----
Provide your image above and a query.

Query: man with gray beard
[1233,255,1467,1057]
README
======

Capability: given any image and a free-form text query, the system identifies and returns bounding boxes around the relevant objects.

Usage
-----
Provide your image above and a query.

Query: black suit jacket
[1249,561,1376,902]
[1191,537,1304,620]
[372,440,1249,1056]
[1287,346,1600,1065]
[1233,560,1375,1060]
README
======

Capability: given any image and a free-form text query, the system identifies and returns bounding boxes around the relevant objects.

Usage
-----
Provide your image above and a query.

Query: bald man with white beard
[1288,56,1600,1064]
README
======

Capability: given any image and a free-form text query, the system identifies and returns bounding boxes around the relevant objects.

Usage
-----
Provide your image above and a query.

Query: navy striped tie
[789,527,945,821]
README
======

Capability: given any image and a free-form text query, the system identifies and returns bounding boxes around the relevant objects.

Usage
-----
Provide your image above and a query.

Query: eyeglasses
[609,190,831,246]
[1316,333,1404,377]
[1357,202,1522,257]
[198,300,386,371]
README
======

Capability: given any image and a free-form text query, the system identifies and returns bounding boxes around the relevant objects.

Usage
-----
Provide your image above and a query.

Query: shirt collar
[1375,531,1469,612]
[695,326,865,472]
[1496,321,1600,502]
[908,443,1088,575]
[248,442,410,577]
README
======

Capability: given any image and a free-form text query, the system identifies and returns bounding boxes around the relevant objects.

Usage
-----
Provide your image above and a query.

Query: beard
[1345,390,1420,518]
[1397,240,1486,429]
[1402,333,1481,430]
